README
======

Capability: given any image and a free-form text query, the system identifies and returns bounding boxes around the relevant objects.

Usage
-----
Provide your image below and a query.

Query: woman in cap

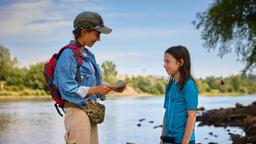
[52,11,125,144]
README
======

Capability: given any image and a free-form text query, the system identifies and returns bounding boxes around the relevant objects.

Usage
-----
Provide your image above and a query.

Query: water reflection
[0,113,12,133]
[0,96,255,144]
[0,102,65,144]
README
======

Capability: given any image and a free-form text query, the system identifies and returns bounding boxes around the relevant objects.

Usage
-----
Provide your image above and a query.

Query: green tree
[0,45,18,81]
[230,75,241,92]
[155,81,165,94]
[101,61,117,83]
[5,67,27,88]
[198,82,211,93]
[204,76,219,89]
[126,76,166,95]
[24,62,46,90]
[136,76,152,93]
[193,0,256,72]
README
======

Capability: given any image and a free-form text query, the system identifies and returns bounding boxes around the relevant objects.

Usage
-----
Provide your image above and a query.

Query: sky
[0,0,246,78]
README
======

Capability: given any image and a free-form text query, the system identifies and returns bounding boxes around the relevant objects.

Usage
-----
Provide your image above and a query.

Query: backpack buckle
[54,103,65,117]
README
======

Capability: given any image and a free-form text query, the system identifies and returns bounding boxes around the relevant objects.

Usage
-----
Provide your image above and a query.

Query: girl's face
[82,30,101,47]
[164,53,182,76]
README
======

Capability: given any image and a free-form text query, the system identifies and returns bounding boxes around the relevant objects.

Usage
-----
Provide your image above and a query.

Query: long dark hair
[165,45,197,90]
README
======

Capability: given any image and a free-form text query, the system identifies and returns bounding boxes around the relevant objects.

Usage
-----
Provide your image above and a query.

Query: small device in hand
[111,80,127,90]
[160,136,175,143]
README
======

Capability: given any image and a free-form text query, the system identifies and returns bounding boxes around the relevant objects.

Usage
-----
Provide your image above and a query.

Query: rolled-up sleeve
[54,49,89,104]
[183,79,198,110]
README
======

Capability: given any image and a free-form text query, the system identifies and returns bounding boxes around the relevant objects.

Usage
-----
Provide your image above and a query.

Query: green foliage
[198,82,210,93]
[204,76,220,89]
[126,76,167,95]
[23,62,46,90]
[20,89,47,96]
[5,67,27,87]
[0,44,47,95]
[0,44,255,96]
[0,91,12,96]
[199,74,256,95]
[101,61,118,83]
[193,0,256,72]
[0,45,18,81]
[229,75,241,92]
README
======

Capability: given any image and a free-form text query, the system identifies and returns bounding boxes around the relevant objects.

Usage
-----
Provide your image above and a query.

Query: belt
[64,101,81,109]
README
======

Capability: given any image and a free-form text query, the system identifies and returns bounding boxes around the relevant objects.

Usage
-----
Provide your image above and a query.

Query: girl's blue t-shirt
[163,78,198,143]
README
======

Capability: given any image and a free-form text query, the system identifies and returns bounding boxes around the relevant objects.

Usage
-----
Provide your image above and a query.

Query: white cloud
[0,0,101,36]
[95,51,142,64]
[0,1,53,35]
[109,26,192,40]
[0,0,245,77]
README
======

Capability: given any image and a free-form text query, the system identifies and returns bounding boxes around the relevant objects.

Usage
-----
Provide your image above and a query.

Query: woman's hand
[112,85,126,93]
[88,84,113,95]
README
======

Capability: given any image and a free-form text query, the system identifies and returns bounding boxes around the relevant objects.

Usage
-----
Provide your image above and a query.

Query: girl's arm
[182,110,196,144]
[160,115,165,144]
[182,79,198,144]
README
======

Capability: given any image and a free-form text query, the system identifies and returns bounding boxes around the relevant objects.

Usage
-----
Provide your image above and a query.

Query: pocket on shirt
[80,74,90,80]
[80,64,93,75]
[80,70,92,85]
[81,74,92,84]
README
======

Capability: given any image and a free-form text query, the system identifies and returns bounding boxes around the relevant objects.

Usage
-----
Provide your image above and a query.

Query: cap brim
[95,25,112,34]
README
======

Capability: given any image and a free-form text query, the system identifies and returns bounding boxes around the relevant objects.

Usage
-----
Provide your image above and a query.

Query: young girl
[161,46,198,144]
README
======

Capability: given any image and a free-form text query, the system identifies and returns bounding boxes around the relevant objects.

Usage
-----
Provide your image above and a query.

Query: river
[0,95,255,144]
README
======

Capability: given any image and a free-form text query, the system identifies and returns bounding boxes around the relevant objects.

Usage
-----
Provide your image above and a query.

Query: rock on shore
[196,102,256,144]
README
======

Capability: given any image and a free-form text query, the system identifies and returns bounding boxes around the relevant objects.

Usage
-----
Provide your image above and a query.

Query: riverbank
[197,101,256,143]
[0,85,255,101]
[200,92,247,96]
[1,94,255,102]
[0,95,51,101]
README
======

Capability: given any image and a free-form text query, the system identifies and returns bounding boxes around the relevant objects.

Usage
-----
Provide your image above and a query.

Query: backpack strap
[56,44,83,85]
[57,44,83,65]
[62,44,83,65]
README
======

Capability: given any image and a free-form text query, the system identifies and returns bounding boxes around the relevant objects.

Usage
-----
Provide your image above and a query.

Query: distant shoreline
[0,93,255,102]
[0,95,51,101]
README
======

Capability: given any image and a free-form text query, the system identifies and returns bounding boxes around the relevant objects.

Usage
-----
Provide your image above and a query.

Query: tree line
[0,45,255,96]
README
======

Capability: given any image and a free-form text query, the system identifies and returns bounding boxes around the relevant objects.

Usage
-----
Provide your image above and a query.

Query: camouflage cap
[73,11,112,34]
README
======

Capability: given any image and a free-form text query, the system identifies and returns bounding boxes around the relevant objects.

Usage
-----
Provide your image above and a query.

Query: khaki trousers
[64,107,98,144]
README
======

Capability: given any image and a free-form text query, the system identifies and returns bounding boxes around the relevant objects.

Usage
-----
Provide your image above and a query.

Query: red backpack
[44,44,83,116]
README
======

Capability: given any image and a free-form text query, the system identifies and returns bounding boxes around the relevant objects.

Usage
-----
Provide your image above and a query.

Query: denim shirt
[163,78,198,143]
[52,40,106,106]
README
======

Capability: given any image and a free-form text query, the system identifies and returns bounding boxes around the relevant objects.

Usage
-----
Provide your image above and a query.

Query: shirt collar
[69,40,94,56]
[70,40,83,47]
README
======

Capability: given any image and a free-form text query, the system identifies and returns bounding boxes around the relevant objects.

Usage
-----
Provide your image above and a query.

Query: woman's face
[164,53,181,76]
[82,30,101,47]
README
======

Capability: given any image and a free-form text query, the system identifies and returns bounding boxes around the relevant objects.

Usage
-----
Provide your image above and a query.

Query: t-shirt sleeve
[183,79,198,110]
